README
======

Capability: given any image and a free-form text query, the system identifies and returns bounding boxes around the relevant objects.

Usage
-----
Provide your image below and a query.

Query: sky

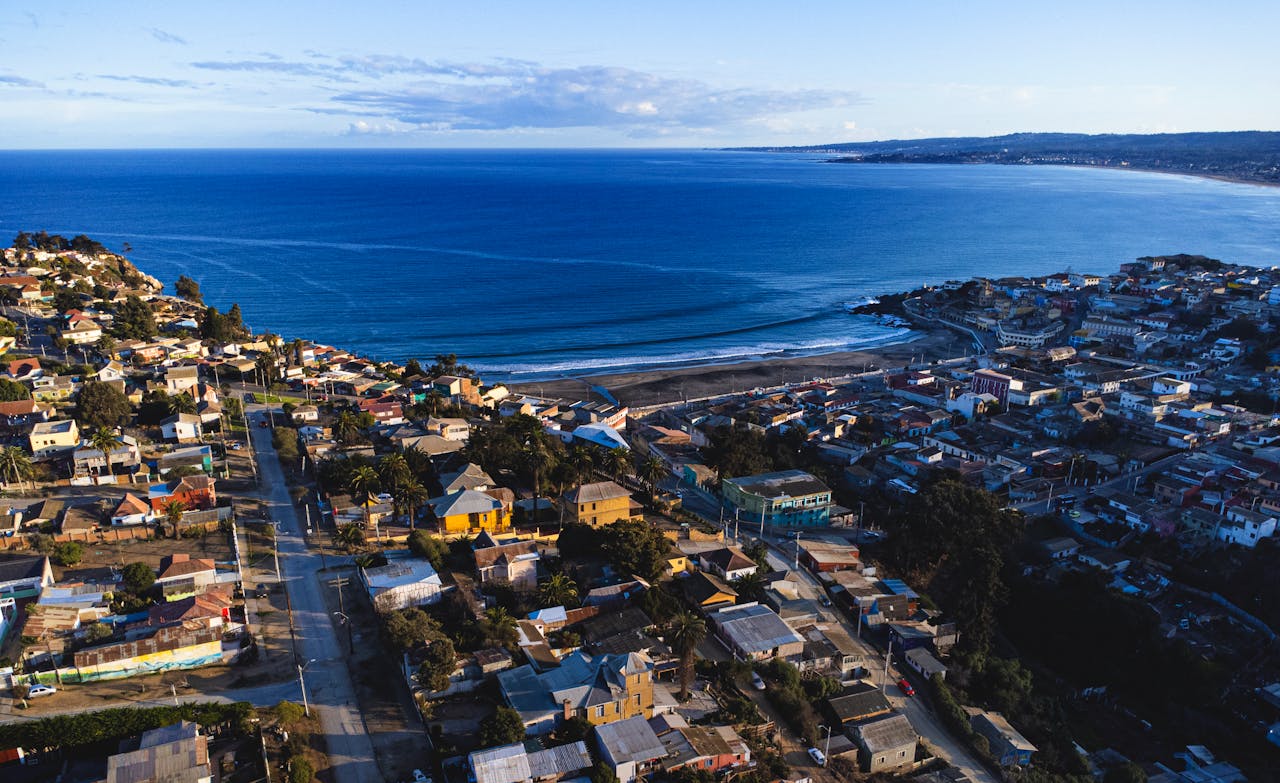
[1,1,1278,148]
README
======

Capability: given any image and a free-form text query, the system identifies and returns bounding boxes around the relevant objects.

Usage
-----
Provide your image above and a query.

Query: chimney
[172,553,189,563]
[562,699,573,721]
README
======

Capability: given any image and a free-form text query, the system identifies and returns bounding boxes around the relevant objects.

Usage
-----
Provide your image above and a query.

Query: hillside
[730,131,1280,184]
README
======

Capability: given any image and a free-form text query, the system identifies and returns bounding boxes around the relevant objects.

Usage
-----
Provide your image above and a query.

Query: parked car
[897,677,915,697]
[751,672,767,691]
[26,684,56,698]
[807,748,826,767]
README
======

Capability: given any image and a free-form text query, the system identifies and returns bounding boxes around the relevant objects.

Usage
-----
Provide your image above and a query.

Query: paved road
[245,402,381,783]
[1013,451,1188,514]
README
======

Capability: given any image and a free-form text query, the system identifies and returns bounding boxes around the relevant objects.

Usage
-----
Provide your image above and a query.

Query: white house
[160,413,203,442]
[1217,507,1277,548]
[361,558,443,612]
[29,419,81,459]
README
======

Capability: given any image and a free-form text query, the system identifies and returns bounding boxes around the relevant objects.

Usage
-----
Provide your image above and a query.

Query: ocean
[2,149,1278,381]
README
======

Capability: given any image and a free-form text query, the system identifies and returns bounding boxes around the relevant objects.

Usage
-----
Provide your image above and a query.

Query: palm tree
[538,574,580,609]
[163,500,186,537]
[639,456,667,500]
[0,446,33,492]
[425,389,445,418]
[522,441,556,524]
[379,453,411,492]
[167,392,197,415]
[348,466,382,542]
[567,446,596,488]
[334,522,365,551]
[88,427,122,478]
[605,447,631,483]
[397,479,430,531]
[667,611,707,700]
[484,606,518,647]
[731,571,766,603]
[334,411,362,445]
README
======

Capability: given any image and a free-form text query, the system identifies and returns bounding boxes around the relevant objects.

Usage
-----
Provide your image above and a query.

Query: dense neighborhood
[0,234,1277,783]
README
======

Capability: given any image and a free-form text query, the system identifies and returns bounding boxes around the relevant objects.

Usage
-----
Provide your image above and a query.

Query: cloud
[149,28,187,45]
[343,120,410,136]
[190,58,357,83]
[324,61,858,132]
[843,120,858,130]
[98,74,198,88]
[0,74,44,88]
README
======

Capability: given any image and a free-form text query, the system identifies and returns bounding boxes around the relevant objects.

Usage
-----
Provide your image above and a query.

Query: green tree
[76,381,133,430]
[396,479,430,530]
[0,378,31,402]
[174,275,202,303]
[403,358,423,377]
[483,606,518,647]
[334,522,365,552]
[589,761,620,783]
[600,520,672,582]
[167,392,197,415]
[414,637,458,692]
[274,700,306,724]
[334,411,363,445]
[604,447,631,482]
[638,456,667,499]
[121,561,156,594]
[348,466,381,541]
[113,295,156,340]
[538,574,580,609]
[288,757,314,783]
[478,705,526,748]
[407,530,449,570]
[383,607,441,650]
[88,427,123,476]
[52,541,84,566]
[666,611,707,699]
[0,446,34,491]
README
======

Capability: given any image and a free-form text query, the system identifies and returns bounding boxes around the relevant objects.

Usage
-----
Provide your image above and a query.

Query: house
[854,712,918,773]
[826,681,893,727]
[164,365,201,394]
[155,554,217,592]
[1077,548,1131,573]
[290,405,319,423]
[31,374,79,402]
[970,710,1036,767]
[798,540,861,572]
[160,413,203,442]
[72,434,142,476]
[29,418,80,459]
[722,470,833,528]
[158,445,214,476]
[61,503,104,533]
[497,651,655,735]
[0,553,54,600]
[560,481,640,527]
[473,533,540,592]
[427,488,512,535]
[112,493,153,526]
[594,716,669,783]
[708,602,804,661]
[60,318,103,345]
[905,648,948,680]
[149,475,217,512]
[105,721,211,783]
[361,558,443,611]
[440,463,495,493]
[5,357,42,382]
[680,571,738,609]
[0,399,51,429]
[651,717,751,774]
[1039,537,1081,561]
[426,417,470,441]
[697,547,758,582]
[469,741,592,783]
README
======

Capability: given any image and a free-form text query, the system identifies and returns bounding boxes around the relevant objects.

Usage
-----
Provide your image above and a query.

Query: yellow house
[561,481,640,527]
[427,488,511,535]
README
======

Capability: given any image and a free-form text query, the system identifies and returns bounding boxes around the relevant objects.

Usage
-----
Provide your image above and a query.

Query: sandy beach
[511,327,964,408]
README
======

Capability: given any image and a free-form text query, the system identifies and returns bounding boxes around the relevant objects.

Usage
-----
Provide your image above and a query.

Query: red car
[897,678,915,697]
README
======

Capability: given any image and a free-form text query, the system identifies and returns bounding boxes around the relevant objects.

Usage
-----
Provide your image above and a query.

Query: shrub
[288,757,314,783]
[52,541,84,566]
[274,700,306,724]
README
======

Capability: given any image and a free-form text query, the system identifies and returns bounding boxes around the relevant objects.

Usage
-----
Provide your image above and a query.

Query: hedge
[0,701,254,752]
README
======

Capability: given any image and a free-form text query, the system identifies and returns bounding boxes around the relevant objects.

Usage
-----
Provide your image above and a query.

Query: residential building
[469,741,592,783]
[0,553,54,600]
[29,418,80,459]
[112,493,153,526]
[697,547,758,582]
[826,681,893,728]
[148,475,217,512]
[708,602,804,661]
[854,712,918,773]
[427,488,512,535]
[970,710,1037,767]
[0,398,50,429]
[72,434,141,476]
[155,554,218,592]
[361,558,443,611]
[560,481,640,527]
[160,412,203,442]
[105,721,211,783]
[594,716,668,783]
[721,470,833,529]
[679,571,738,609]
[473,532,540,592]
[497,651,655,735]
[426,417,470,441]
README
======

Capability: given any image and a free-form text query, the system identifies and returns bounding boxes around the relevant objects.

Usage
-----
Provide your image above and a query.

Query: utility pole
[296,659,314,717]
[820,724,832,766]
[330,576,354,653]
[272,534,281,583]
[881,636,893,694]
[793,530,803,571]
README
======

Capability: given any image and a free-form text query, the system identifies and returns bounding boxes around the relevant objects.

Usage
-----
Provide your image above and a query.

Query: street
[244,401,381,783]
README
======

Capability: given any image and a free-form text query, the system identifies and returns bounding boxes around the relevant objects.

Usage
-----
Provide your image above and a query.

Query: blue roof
[880,579,919,599]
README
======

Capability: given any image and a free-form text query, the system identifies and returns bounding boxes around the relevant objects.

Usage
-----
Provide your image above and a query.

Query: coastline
[827,158,1280,189]
[511,328,961,408]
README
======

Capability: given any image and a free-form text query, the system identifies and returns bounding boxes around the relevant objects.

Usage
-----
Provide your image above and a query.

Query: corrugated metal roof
[527,741,591,778]
[595,716,667,765]
[470,743,531,783]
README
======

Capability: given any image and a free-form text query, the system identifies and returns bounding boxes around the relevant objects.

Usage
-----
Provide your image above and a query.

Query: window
[634,694,641,706]
[594,706,605,718]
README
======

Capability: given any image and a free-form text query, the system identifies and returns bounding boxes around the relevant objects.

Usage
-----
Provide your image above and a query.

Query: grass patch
[259,393,306,405]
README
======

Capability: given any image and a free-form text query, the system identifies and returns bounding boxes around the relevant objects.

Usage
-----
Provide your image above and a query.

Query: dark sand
[511,328,966,408]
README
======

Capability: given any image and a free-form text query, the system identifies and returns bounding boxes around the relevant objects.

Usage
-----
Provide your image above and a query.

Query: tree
[483,606,518,647]
[0,446,33,491]
[428,353,475,378]
[638,456,667,499]
[163,501,187,533]
[383,607,441,651]
[566,446,596,488]
[86,427,123,477]
[731,571,766,603]
[348,466,382,541]
[76,381,132,430]
[288,757,314,783]
[1104,762,1148,783]
[167,392,197,416]
[334,411,363,445]
[52,541,84,566]
[396,479,430,530]
[0,378,30,402]
[334,523,365,551]
[600,520,672,582]
[121,561,156,594]
[589,761,620,783]
[521,440,556,521]
[403,358,423,377]
[666,611,707,699]
[414,638,457,692]
[174,275,202,303]
[113,295,156,340]
[378,453,411,499]
[604,447,631,482]
[274,700,306,724]
[408,530,449,570]
[478,705,526,747]
[538,574,580,609]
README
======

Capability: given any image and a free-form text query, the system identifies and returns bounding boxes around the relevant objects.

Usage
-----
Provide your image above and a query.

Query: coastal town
[0,233,1278,783]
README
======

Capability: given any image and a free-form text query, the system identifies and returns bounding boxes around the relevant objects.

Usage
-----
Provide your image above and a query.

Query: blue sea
[1,149,1279,381]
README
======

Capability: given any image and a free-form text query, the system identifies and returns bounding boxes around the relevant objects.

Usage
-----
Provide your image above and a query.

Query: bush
[275,700,306,724]
[52,541,84,566]
[288,757,314,783]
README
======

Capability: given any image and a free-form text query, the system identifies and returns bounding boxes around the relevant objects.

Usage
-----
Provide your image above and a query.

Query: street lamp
[296,658,317,717]
[819,724,832,767]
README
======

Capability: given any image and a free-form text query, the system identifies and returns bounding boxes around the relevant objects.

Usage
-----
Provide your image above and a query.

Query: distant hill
[729,131,1280,184]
